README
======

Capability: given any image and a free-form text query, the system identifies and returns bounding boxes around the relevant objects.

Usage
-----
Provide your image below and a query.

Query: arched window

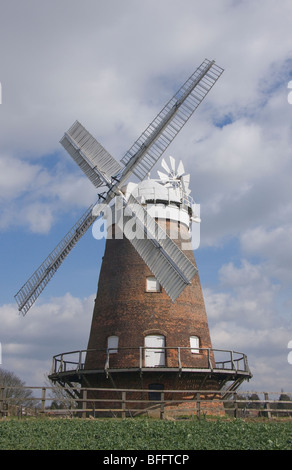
[144,334,165,367]
[107,335,119,354]
[190,335,200,354]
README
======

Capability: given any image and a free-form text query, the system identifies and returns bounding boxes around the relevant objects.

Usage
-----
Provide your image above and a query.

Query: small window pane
[146,276,161,292]
[107,335,119,354]
[190,336,199,354]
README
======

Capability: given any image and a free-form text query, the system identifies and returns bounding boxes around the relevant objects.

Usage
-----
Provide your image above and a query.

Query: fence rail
[1,386,292,419]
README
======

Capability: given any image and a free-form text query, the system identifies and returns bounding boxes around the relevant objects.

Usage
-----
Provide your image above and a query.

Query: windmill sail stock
[14,204,101,316]
[14,58,223,315]
[117,59,223,183]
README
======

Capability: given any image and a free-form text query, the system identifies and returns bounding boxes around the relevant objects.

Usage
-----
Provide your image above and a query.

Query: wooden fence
[1,386,292,419]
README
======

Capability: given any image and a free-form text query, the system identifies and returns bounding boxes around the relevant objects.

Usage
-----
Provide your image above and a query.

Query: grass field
[0,417,292,450]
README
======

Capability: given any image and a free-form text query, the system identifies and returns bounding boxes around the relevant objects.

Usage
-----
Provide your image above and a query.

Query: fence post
[160,392,165,420]
[196,392,201,419]
[264,393,272,419]
[122,391,126,419]
[82,389,87,418]
[41,387,46,414]
[234,392,238,418]
[0,387,4,418]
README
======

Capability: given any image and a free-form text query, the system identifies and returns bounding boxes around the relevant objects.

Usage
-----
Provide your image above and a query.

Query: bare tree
[277,392,292,417]
[0,368,35,408]
[45,375,80,410]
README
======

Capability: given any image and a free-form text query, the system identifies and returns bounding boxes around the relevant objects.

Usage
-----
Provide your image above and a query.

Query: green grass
[0,418,292,450]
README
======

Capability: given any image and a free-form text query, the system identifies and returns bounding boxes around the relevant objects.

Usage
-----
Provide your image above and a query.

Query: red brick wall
[83,371,225,416]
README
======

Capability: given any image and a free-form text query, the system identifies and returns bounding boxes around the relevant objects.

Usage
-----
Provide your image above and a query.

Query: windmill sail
[15,58,223,315]
[123,215,194,302]
[118,59,223,183]
[60,121,122,188]
[121,194,198,301]
[14,204,98,316]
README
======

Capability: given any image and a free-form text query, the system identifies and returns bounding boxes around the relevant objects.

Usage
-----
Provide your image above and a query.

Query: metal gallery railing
[50,347,251,376]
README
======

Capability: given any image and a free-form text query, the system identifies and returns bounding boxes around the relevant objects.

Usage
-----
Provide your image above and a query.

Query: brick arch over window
[143,329,167,338]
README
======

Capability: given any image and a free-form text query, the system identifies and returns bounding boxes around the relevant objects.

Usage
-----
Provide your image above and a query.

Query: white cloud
[0,294,94,386]
[241,225,292,284]
[0,155,41,200]
[205,260,280,326]
[0,152,97,233]
[1,0,292,240]
[204,259,292,390]
[209,320,292,391]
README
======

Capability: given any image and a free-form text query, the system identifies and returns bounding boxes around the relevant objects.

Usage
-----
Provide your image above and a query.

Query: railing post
[208,348,213,371]
[244,354,250,374]
[59,354,63,373]
[139,347,143,370]
[51,356,55,374]
[231,350,235,371]
[105,351,110,378]
[178,347,182,370]
[77,350,83,371]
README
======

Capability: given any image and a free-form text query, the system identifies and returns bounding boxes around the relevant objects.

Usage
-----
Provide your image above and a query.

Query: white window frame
[144,334,165,367]
[107,335,119,354]
[190,335,200,354]
[146,276,161,292]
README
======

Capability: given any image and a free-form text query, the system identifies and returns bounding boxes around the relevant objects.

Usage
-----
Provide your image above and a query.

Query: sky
[0,0,292,394]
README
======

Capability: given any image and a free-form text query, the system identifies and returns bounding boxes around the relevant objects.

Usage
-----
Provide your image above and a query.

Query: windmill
[14,59,224,316]
[15,58,252,415]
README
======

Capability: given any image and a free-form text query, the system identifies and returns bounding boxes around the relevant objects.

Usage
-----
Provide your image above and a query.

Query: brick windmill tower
[82,155,251,410]
[84,156,215,390]
[15,59,252,412]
